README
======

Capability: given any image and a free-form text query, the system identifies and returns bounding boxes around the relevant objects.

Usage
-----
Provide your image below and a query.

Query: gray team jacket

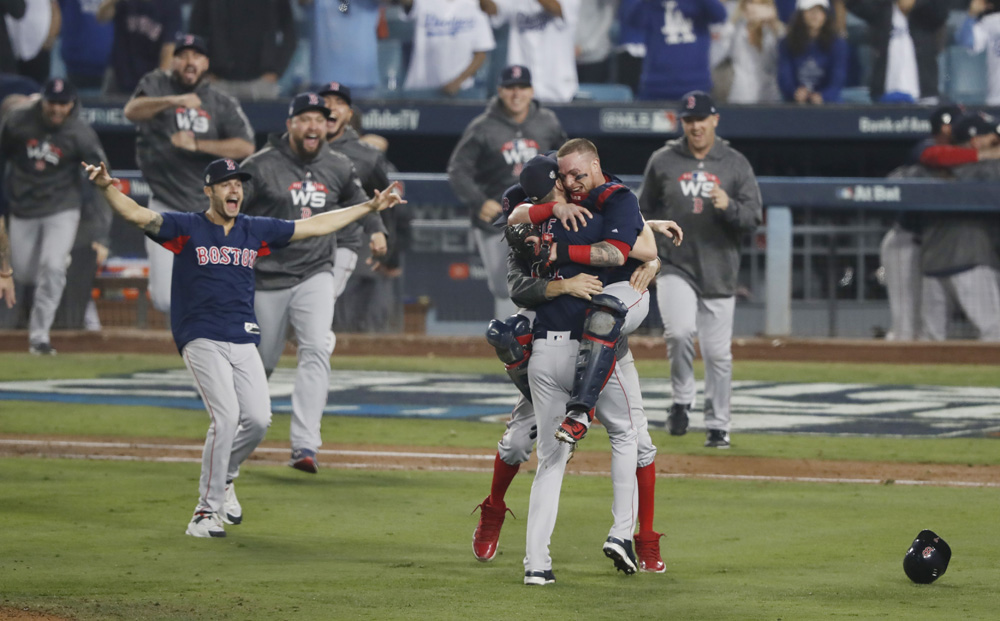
[0,100,110,223]
[920,161,1000,275]
[328,126,389,253]
[240,133,368,290]
[638,137,763,297]
[130,70,255,213]
[447,97,567,233]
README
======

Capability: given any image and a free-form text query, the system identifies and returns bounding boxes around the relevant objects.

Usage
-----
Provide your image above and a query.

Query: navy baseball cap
[499,65,532,88]
[519,154,558,203]
[317,81,352,106]
[288,92,330,119]
[42,77,76,103]
[679,91,717,118]
[203,158,251,187]
[952,113,999,144]
[173,33,209,57]
[930,105,964,136]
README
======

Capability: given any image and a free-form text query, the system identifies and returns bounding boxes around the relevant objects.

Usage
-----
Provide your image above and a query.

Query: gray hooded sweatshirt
[328,126,389,253]
[447,97,566,233]
[639,136,762,297]
[1,99,109,224]
[240,133,368,290]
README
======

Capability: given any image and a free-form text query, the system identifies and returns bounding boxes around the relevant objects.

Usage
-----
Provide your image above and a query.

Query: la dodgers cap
[288,92,331,119]
[520,154,559,203]
[317,81,352,106]
[173,33,209,57]
[679,91,717,118]
[204,158,252,186]
[929,105,964,136]
[42,78,76,103]
[499,65,532,88]
[952,113,1000,144]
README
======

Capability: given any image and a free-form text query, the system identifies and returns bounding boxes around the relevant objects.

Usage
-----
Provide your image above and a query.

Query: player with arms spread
[82,157,403,538]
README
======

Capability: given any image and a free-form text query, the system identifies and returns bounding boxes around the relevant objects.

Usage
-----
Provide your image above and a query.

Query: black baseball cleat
[667,403,690,436]
[704,429,731,449]
[603,537,637,575]
[524,569,556,585]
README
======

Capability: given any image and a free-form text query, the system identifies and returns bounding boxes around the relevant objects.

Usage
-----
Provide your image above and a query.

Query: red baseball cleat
[472,496,512,562]
[635,531,665,573]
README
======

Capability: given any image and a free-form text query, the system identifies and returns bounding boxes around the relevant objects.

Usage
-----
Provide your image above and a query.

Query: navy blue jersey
[534,175,644,338]
[148,212,295,352]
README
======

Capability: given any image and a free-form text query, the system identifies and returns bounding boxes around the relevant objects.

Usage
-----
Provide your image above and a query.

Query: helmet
[903,530,951,584]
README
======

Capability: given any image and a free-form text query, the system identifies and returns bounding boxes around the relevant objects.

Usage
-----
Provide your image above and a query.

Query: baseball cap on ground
[520,154,559,202]
[288,92,330,119]
[679,91,717,118]
[42,78,76,103]
[499,65,532,88]
[204,159,251,186]
[952,113,999,144]
[317,82,352,106]
[929,104,964,135]
[173,33,209,57]
[796,0,829,10]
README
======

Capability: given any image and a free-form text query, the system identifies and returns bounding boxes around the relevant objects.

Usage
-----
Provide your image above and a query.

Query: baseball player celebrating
[318,81,390,346]
[239,93,372,474]
[638,91,763,448]
[474,154,676,577]
[123,33,256,314]
[82,158,402,538]
[0,78,110,354]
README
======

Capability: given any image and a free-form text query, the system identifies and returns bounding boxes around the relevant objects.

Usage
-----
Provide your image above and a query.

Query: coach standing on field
[240,93,371,475]
[447,65,566,319]
[124,33,255,314]
[638,91,762,449]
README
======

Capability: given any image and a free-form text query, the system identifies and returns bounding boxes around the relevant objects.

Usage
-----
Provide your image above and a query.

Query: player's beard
[292,133,322,159]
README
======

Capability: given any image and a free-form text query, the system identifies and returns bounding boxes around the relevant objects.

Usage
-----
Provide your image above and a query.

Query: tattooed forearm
[589,241,625,266]
[141,213,163,236]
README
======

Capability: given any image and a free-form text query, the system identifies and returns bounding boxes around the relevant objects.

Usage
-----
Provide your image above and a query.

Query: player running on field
[83,158,403,538]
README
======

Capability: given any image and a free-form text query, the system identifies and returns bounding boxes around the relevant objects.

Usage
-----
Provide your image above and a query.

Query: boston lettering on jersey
[194,245,262,267]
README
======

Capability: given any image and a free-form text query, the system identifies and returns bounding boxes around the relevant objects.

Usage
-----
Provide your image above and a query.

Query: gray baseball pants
[880,225,921,341]
[9,210,81,346]
[473,228,518,319]
[144,197,177,314]
[920,266,1000,342]
[656,273,736,432]
[255,271,336,453]
[182,339,272,514]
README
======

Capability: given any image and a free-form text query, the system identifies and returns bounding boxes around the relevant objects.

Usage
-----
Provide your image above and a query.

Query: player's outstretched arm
[82,162,164,235]
[290,182,405,241]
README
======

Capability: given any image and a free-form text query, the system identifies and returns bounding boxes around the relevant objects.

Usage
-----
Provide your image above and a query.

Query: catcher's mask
[903,529,951,584]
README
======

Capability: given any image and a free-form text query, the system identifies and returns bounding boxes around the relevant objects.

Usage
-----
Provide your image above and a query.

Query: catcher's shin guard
[486,314,534,401]
[566,294,628,416]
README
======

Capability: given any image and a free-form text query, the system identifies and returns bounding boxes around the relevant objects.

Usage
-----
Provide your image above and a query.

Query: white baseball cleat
[222,481,242,525]
[186,510,226,538]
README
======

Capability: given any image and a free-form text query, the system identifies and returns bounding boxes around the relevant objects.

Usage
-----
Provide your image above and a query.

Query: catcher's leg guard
[485,314,534,402]
[567,294,629,417]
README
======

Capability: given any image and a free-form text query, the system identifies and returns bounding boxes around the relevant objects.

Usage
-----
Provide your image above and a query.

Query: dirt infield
[4,434,1000,488]
[1,329,998,364]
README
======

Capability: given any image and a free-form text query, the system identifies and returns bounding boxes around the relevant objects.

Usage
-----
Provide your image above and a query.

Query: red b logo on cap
[511,66,522,78]
[53,79,64,93]
[687,96,696,109]
[328,82,340,91]
[225,159,236,170]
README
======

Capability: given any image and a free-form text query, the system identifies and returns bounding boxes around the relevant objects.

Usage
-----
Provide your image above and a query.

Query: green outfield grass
[2,458,998,620]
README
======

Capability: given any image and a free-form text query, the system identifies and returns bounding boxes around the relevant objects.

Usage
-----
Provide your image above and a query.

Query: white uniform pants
[524,334,639,574]
[144,197,177,314]
[920,266,1000,342]
[331,247,359,304]
[182,339,272,513]
[656,273,736,432]
[255,271,336,452]
[879,225,921,341]
[473,228,518,319]
[10,210,81,345]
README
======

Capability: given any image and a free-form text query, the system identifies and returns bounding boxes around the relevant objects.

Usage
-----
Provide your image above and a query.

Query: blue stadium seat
[575,83,634,102]
[840,86,872,104]
[943,45,987,104]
